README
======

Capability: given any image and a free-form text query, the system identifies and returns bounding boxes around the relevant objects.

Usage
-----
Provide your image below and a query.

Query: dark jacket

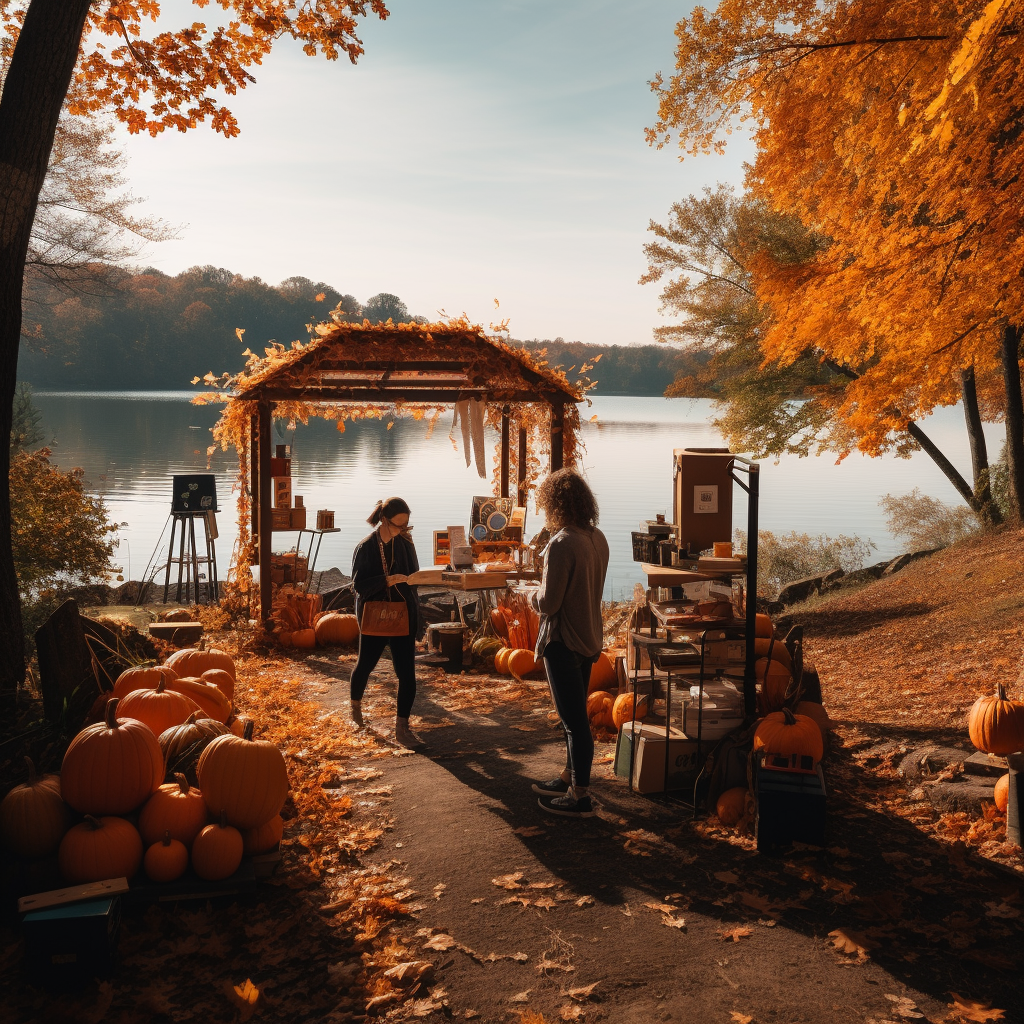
[351,529,420,635]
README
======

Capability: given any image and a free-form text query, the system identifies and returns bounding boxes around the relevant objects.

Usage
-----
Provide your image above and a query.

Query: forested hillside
[17,265,702,395]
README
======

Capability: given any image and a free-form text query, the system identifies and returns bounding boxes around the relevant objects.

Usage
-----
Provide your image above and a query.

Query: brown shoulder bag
[359,532,410,637]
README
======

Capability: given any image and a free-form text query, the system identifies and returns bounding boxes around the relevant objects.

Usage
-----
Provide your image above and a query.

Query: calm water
[31,392,1000,600]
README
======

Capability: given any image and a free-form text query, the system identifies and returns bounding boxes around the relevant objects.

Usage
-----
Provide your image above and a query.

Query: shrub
[880,488,980,552]
[735,528,874,598]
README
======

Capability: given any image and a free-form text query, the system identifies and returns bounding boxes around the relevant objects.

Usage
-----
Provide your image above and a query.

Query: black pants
[350,633,417,719]
[543,640,597,789]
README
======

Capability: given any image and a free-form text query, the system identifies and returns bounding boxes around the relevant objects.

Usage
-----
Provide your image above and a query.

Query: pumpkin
[587,690,616,731]
[162,609,194,622]
[242,814,284,856]
[191,814,243,881]
[794,701,831,746]
[994,773,1009,813]
[968,682,1024,755]
[489,607,509,640]
[138,773,208,847]
[472,636,504,664]
[159,712,232,785]
[753,708,824,765]
[508,648,541,679]
[0,756,71,859]
[61,699,164,815]
[167,676,232,723]
[111,664,178,700]
[229,714,254,737]
[754,638,791,669]
[117,679,200,737]
[58,815,143,884]
[200,668,235,702]
[165,646,236,681]
[755,613,773,638]
[612,692,648,731]
[715,787,749,827]
[587,651,617,694]
[144,831,189,882]
[314,612,360,646]
[756,657,793,713]
[494,648,513,675]
[291,628,317,649]
[197,721,290,829]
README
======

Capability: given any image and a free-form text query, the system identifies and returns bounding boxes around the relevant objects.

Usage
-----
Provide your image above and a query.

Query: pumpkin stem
[186,711,201,724]
[104,698,120,727]
[243,719,254,741]
[781,707,797,725]
[84,815,103,830]
[23,755,37,782]
[997,682,1008,701]
[162,830,172,847]
[173,772,190,795]
[156,679,166,694]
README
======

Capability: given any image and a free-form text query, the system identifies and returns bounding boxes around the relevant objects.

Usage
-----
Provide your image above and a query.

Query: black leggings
[350,633,417,718]
[543,640,597,789]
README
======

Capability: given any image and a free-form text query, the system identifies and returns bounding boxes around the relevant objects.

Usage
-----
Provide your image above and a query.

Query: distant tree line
[17,265,706,395]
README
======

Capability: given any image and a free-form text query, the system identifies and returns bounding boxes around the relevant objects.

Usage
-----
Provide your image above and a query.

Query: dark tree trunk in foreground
[1002,323,1024,521]
[0,0,92,695]
[960,365,1001,527]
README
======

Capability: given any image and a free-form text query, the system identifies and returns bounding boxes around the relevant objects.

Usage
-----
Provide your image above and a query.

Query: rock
[882,548,943,576]
[829,561,891,590]
[777,569,845,606]
[924,777,996,815]
[898,745,970,784]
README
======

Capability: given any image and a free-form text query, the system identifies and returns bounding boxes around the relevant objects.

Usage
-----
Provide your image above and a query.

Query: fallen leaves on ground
[947,994,1005,1022]
[719,927,752,943]
[827,929,873,961]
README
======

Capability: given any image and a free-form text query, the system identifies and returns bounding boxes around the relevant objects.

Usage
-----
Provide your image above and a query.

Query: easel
[162,513,219,604]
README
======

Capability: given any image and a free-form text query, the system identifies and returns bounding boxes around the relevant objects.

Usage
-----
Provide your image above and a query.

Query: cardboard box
[290,506,307,530]
[316,509,335,530]
[270,457,291,477]
[680,698,744,741]
[273,477,291,509]
[614,721,702,794]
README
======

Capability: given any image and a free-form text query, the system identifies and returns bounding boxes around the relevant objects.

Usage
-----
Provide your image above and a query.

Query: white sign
[693,484,719,514]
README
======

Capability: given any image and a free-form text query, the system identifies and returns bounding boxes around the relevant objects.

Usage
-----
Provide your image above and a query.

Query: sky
[116,0,751,347]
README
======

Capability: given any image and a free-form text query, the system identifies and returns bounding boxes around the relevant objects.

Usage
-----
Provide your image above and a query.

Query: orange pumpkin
[754,708,824,765]
[754,638,791,669]
[508,648,541,679]
[612,692,648,731]
[111,664,178,700]
[167,676,232,723]
[61,699,164,815]
[165,646,236,681]
[794,701,831,746]
[242,814,284,856]
[138,773,208,847]
[587,652,617,694]
[489,607,510,640]
[994,773,1009,813]
[715,787,749,827]
[314,612,360,646]
[117,679,200,737]
[586,690,616,731]
[192,814,243,881]
[494,648,513,675]
[755,613,773,638]
[200,668,235,702]
[159,712,232,785]
[144,832,189,882]
[229,714,254,737]
[968,682,1024,755]
[0,757,71,859]
[58,815,143,884]
[291,628,317,649]
[756,656,793,713]
[197,721,289,829]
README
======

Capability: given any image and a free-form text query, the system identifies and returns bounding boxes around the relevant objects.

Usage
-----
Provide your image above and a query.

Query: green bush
[879,488,980,551]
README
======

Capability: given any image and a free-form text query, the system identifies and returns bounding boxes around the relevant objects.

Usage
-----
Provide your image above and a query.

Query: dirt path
[310,657,1024,1024]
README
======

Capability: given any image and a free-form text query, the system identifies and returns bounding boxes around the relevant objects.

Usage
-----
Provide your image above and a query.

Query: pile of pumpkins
[0,647,289,887]
[967,681,1023,815]
[471,636,545,680]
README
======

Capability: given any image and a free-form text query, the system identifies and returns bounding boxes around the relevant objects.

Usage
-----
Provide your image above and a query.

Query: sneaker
[395,724,426,749]
[531,776,571,796]
[538,791,595,818]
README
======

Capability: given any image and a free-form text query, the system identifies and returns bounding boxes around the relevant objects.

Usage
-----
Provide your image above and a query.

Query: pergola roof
[234,319,582,406]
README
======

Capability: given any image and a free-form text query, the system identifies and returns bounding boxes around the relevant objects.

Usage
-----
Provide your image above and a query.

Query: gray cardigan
[533,526,609,658]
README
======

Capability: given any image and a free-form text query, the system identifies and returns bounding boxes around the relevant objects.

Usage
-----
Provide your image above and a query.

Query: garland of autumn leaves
[194,315,592,615]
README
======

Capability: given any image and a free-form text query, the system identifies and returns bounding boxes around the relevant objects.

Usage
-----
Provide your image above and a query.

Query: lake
[31,392,1000,601]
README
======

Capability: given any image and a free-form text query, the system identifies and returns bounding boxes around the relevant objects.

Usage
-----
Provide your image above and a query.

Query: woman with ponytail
[350,496,424,748]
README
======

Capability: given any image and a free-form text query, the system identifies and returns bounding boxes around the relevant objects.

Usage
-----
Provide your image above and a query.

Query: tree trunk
[1001,322,1024,520]
[960,365,1001,526]
[0,0,92,694]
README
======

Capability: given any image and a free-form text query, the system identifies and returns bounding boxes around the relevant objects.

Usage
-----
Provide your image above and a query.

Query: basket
[631,532,661,563]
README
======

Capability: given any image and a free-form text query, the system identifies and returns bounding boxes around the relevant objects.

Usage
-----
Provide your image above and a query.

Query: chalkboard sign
[172,474,219,514]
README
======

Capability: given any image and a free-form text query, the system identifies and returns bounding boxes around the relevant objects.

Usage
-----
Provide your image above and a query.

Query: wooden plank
[35,599,92,725]
[148,622,203,643]
[500,405,510,498]
[517,426,528,507]
[550,401,564,471]
[244,387,570,405]
[259,400,273,624]
[640,563,721,586]
[19,877,129,914]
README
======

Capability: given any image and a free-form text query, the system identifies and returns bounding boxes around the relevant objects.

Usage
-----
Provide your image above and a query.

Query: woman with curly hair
[530,468,609,817]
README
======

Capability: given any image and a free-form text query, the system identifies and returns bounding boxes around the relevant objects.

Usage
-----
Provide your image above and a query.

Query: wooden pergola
[230,320,584,623]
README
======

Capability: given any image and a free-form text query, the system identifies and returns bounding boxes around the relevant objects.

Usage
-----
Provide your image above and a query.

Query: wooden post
[249,412,259,562]
[258,400,273,626]
[500,404,511,498]
[517,426,528,507]
[549,401,564,472]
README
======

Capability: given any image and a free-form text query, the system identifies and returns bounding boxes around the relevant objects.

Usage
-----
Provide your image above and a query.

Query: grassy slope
[786,525,1024,735]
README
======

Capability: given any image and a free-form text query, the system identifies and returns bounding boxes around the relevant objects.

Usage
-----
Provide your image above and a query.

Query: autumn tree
[647,2,1024,515]
[0,0,389,695]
